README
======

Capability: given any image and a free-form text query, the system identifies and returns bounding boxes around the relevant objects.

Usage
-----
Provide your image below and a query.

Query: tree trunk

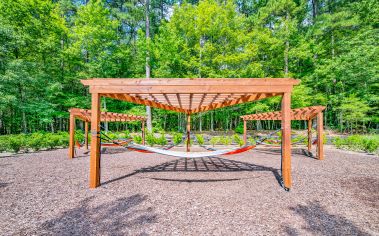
[145,0,153,132]
[284,11,289,77]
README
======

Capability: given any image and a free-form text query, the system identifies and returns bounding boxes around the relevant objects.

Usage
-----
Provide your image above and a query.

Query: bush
[0,138,9,152]
[172,133,183,145]
[28,133,45,151]
[124,130,131,139]
[220,136,232,145]
[133,135,143,144]
[9,136,22,153]
[196,134,204,145]
[233,134,244,147]
[47,134,62,149]
[146,132,156,146]
[210,136,219,147]
[235,123,244,134]
[248,137,256,145]
[156,133,168,146]
[333,135,379,154]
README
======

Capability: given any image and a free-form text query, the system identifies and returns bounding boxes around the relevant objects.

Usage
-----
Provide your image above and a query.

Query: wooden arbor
[241,106,326,159]
[81,78,300,189]
[68,108,146,158]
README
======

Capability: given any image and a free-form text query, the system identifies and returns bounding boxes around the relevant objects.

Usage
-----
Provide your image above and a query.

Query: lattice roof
[241,106,326,121]
[81,78,300,114]
[69,108,146,122]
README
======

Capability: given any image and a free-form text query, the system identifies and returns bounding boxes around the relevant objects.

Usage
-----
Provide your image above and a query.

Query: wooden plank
[243,120,247,145]
[82,78,301,87]
[317,112,324,160]
[85,121,89,150]
[307,119,312,152]
[69,113,75,159]
[281,92,292,190]
[89,93,101,188]
[187,115,191,152]
[90,85,293,94]
[142,121,145,145]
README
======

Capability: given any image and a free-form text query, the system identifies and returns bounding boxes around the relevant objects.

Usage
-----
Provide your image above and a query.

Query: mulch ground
[0,145,378,235]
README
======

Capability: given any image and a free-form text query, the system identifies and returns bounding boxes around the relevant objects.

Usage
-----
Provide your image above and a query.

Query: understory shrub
[9,136,22,153]
[196,134,204,145]
[233,134,244,147]
[172,133,183,145]
[248,137,256,145]
[146,132,156,146]
[133,135,143,144]
[220,136,232,145]
[235,124,244,134]
[210,136,219,147]
[156,133,168,146]
[333,135,379,154]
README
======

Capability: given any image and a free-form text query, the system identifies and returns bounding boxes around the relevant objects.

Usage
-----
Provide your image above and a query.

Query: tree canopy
[0,0,377,134]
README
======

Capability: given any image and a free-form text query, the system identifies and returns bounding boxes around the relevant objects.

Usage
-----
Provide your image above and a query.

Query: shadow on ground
[38,194,157,235]
[103,157,282,187]
[283,201,370,236]
[254,147,316,159]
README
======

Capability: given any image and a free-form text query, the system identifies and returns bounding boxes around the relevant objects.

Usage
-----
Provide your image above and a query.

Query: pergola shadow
[102,157,283,187]
[254,147,317,159]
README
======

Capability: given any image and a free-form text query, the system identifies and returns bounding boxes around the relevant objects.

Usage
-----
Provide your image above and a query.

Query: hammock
[126,143,255,158]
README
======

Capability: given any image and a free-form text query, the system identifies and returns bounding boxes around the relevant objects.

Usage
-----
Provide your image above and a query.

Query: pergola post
[186,114,191,152]
[84,121,89,150]
[89,93,101,189]
[142,121,145,145]
[243,119,247,145]
[69,113,75,159]
[307,119,312,152]
[281,92,292,190]
[317,112,324,160]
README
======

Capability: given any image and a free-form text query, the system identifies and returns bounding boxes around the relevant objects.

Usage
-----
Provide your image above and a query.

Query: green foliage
[9,136,22,153]
[195,134,205,145]
[210,136,220,147]
[156,133,168,146]
[0,0,377,136]
[133,135,143,144]
[220,136,232,145]
[146,132,156,147]
[235,124,244,134]
[28,133,46,151]
[172,133,183,145]
[233,134,244,147]
[248,137,256,145]
[333,135,379,154]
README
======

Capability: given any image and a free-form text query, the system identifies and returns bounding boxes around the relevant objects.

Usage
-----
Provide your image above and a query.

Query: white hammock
[127,144,255,158]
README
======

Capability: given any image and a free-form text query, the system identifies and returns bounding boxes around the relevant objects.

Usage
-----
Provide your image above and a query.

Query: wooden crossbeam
[69,108,146,122]
[241,106,326,121]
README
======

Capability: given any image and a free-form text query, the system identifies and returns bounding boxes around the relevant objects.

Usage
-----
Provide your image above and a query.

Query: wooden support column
[69,113,75,159]
[89,93,101,189]
[84,121,89,150]
[243,119,247,145]
[186,114,191,152]
[307,119,312,152]
[281,92,292,190]
[317,112,324,160]
[142,121,145,145]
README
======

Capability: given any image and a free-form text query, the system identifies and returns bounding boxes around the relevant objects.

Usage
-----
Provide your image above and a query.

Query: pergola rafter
[81,78,300,190]
[68,108,147,159]
[241,106,326,160]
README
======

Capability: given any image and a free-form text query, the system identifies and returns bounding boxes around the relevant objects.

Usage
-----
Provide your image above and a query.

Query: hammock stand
[81,78,300,190]
[241,106,326,160]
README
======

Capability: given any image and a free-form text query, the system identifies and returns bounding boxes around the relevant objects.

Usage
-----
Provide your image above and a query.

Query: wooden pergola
[81,78,300,190]
[68,108,146,158]
[241,106,326,159]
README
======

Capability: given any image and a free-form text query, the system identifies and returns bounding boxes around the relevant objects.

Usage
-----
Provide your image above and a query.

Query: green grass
[333,135,379,154]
